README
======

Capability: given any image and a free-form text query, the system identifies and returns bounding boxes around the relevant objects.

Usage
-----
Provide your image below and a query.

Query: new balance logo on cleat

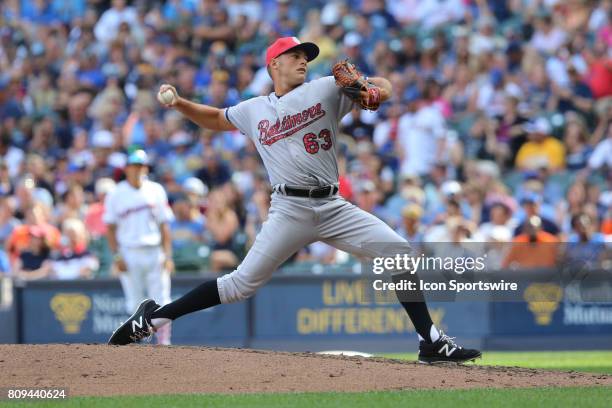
[418,331,481,364]
[438,343,457,357]
[132,316,144,332]
[108,299,160,346]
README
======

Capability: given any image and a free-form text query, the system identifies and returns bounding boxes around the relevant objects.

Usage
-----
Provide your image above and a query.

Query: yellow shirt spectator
[515,118,566,171]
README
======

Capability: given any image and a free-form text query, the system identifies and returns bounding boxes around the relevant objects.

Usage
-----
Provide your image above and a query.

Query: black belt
[276,184,339,198]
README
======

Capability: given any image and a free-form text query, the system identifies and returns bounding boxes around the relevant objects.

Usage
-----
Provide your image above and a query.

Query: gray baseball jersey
[225,76,354,187]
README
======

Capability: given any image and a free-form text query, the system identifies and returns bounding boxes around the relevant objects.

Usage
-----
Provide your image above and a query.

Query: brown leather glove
[332,59,381,111]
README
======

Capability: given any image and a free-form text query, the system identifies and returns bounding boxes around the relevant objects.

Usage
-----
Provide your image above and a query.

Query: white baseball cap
[344,32,362,48]
[95,177,116,196]
[524,117,552,135]
[91,130,114,148]
[169,131,192,147]
[490,225,512,242]
[107,152,127,169]
[441,180,462,196]
[183,177,208,196]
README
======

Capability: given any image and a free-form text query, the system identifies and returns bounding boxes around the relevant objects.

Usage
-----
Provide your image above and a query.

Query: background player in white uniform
[104,150,174,345]
[108,38,481,363]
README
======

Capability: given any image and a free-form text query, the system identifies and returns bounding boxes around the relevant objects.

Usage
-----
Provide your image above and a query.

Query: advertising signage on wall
[8,272,612,350]
[18,278,248,345]
[253,276,490,351]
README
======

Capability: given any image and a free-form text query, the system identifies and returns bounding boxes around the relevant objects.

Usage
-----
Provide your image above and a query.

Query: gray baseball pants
[217,193,409,304]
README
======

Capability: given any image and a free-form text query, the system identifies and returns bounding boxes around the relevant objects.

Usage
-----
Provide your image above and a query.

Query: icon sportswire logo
[438,344,457,357]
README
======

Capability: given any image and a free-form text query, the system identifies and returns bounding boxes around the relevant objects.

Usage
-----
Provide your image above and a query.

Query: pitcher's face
[272,50,308,86]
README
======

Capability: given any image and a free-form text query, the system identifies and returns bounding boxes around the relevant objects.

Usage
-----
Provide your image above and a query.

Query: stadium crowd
[0,0,610,279]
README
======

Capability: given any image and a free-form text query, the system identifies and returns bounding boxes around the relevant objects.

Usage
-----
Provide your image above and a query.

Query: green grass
[1,387,611,408]
[384,350,612,374]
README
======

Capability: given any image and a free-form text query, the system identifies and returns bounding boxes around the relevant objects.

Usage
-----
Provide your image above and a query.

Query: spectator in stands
[10,226,51,281]
[54,184,88,225]
[341,106,375,143]
[514,193,560,237]
[601,206,612,237]
[397,92,447,177]
[206,189,239,273]
[245,186,271,249]
[0,160,13,195]
[298,241,339,265]
[166,129,194,183]
[354,179,385,220]
[182,176,209,218]
[89,130,118,181]
[396,203,425,245]
[563,213,608,267]
[47,218,99,280]
[503,216,560,269]
[169,192,205,249]
[0,195,19,245]
[463,182,485,225]
[94,0,141,47]
[221,182,247,229]
[584,40,612,100]
[0,129,25,183]
[123,91,157,148]
[13,176,53,220]
[195,149,232,189]
[25,154,53,196]
[84,177,116,240]
[476,69,519,119]
[443,63,477,117]
[65,163,95,196]
[563,113,593,171]
[6,203,61,262]
[515,118,566,171]
[68,129,95,172]
[529,12,567,55]
[494,95,529,167]
[424,198,465,243]
[427,180,464,225]
[481,197,515,236]
[588,121,612,171]
[340,32,372,75]
[550,64,594,118]
[383,173,425,229]
[568,212,606,244]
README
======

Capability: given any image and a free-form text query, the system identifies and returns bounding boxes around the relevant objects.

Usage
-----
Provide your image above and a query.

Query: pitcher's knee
[217,271,262,303]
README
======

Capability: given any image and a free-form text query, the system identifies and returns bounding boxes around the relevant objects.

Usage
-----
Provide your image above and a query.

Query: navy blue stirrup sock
[392,273,435,343]
[151,279,221,320]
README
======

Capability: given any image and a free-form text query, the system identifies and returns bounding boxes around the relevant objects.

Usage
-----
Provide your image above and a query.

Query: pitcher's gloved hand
[332,59,380,111]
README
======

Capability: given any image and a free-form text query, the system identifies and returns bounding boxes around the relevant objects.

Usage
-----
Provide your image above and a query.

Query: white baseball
[159,89,176,105]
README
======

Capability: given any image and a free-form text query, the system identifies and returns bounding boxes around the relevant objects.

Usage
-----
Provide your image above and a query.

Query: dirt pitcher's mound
[1,344,611,396]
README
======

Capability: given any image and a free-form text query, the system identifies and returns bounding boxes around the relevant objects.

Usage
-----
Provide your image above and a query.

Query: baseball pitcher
[108,37,481,363]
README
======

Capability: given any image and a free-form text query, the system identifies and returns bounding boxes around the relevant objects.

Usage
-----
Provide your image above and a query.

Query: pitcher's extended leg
[318,198,439,342]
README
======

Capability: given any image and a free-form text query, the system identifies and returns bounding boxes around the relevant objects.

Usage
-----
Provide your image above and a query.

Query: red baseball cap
[265,37,319,66]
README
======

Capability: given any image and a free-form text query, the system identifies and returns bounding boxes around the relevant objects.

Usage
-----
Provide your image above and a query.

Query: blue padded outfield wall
[16,278,248,347]
[4,274,612,351]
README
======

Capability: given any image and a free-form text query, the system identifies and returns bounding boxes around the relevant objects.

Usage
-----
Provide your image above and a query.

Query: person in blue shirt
[169,192,205,249]
[566,213,607,264]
